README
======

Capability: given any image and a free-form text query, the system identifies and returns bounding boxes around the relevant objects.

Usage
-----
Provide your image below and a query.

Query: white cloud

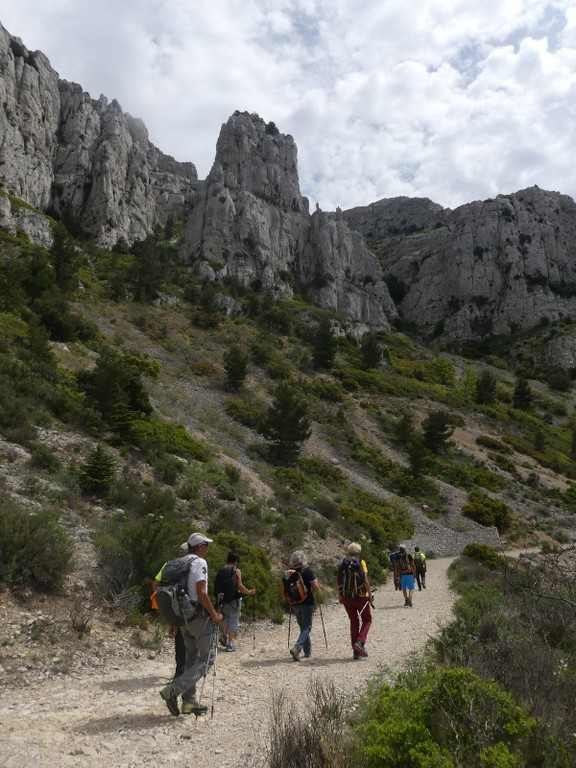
[1,0,576,211]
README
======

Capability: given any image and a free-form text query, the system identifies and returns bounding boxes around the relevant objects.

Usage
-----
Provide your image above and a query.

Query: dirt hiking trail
[1,554,485,767]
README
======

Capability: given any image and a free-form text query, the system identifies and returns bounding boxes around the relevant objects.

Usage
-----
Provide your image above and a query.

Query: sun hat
[187,532,213,548]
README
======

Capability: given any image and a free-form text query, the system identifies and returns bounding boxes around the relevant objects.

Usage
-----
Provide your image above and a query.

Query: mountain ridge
[3,23,576,350]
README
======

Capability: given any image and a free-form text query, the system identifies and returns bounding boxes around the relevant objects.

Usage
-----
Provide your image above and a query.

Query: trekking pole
[287,605,292,649]
[198,615,215,706]
[210,621,219,719]
[252,604,256,651]
[318,603,328,649]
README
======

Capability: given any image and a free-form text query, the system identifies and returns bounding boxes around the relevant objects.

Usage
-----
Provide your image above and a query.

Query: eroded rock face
[4,22,576,340]
[346,187,576,344]
[180,112,397,330]
[0,25,197,248]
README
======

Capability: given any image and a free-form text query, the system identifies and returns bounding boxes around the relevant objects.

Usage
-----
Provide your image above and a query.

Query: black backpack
[281,568,308,605]
[155,555,198,626]
[214,564,238,604]
[337,556,366,599]
[398,552,413,575]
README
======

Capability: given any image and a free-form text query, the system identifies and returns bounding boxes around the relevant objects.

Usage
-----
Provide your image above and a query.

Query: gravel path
[2,557,457,768]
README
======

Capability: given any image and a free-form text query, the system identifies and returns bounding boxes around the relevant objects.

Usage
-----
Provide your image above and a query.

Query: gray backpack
[155,555,199,626]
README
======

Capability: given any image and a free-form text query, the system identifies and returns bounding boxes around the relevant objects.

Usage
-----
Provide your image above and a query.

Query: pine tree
[312,317,337,370]
[79,445,117,495]
[261,383,312,463]
[475,369,497,404]
[422,410,455,453]
[395,410,414,446]
[361,332,382,369]
[513,377,532,410]
[407,437,427,476]
[223,344,248,390]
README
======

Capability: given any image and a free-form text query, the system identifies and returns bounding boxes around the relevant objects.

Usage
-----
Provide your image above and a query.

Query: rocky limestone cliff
[345,186,576,346]
[0,24,197,248]
[180,111,397,330]
[3,23,576,343]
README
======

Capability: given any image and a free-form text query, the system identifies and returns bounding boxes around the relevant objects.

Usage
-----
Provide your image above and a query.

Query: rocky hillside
[1,22,576,614]
[345,186,576,348]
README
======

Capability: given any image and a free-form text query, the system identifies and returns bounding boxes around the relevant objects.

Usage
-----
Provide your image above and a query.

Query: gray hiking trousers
[170,612,215,702]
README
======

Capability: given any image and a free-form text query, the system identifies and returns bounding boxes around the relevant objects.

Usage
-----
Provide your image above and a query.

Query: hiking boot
[353,650,362,660]
[304,653,311,658]
[160,685,180,716]
[404,598,409,606]
[181,701,208,716]
[353,641,368,658]
[407,597,413,607]
[225,643,237,652]
[290,646,301,662]
[219,636,228,648]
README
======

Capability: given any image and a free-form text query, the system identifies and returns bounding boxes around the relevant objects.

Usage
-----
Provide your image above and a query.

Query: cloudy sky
[1,1,575,212]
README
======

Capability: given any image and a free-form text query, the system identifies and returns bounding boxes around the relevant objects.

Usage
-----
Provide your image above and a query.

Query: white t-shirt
[185,555,209,602]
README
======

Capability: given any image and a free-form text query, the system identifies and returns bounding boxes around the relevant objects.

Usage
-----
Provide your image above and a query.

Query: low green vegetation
[0,491,73,592]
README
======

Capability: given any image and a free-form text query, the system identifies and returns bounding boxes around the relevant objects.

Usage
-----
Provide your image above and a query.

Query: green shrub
[0,492,73,592]
[490,452,517,474]
[462,491,512,531]
[475,434,512,453]
[431,453,507,491]
[225,395,267,431]
[95,508,187,606]
[128,418,210,461]
[354,667,546,768]
[29,441,62,472]
[460,543,505,570]
[340,493,410,550]
[206,533,275,619]
[309,376,345,402]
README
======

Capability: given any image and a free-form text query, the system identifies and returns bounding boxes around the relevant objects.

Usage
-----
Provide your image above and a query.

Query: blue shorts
[400,574,415,590]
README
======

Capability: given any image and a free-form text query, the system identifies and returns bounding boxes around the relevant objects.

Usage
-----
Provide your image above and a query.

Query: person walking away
[283,550,319,661]
[214,551,256,652]
[395,544,416,607]
[337,542,373,659]
[151,541,190,678]
[414,546,427,590]
[389,547,401,591]
[159,533,223,717]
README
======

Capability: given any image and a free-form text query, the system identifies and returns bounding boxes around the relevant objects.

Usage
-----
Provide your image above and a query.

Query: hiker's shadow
[100,675,166,692]
[72,712,172,735]
[241,657,358,668]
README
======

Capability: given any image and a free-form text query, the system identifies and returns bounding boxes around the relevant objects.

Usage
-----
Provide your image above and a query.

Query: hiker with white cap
[159,532,223,717]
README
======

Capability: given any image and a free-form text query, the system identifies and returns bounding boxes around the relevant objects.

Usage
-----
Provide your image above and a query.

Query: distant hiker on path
[214,551,256,652]
[389,546,401,590]
[282,550,319,661]
[159,532,223,717]
[414,546,427,590]
[337,542,373,659]
[395,544,416,607]
[151,541,189,679]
